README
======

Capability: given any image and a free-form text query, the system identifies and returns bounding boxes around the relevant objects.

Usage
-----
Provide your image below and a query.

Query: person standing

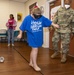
[6,14,17,46]
[17,6,59,71]
[51,0,74,63]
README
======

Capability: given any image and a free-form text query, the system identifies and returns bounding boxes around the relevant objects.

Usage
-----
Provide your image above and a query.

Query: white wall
[0,0,25,30]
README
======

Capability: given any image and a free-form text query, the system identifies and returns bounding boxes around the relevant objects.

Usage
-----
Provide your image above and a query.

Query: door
[49,0,61,49]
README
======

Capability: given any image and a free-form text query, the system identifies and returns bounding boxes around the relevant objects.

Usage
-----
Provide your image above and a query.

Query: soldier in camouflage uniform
[51,0,74,63]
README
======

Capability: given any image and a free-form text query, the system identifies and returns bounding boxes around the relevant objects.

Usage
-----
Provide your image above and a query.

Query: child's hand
[54,24,59,28]
[52,23,59,28]
[17,34,22,39]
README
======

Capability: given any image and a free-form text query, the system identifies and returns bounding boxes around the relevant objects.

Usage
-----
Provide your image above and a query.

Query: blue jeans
[7,29,14,44]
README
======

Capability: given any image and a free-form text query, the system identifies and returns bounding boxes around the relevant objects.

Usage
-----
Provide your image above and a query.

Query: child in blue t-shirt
[17,7,59,71]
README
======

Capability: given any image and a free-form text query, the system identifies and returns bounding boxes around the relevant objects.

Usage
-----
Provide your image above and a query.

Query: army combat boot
[51,51,59,59]
[61,53,67,63]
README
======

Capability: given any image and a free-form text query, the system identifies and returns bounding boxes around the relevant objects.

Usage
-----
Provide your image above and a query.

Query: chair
[0,29,7,42]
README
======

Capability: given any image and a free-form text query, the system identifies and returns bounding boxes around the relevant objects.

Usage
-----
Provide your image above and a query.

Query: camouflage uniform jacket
[53,7,74,33]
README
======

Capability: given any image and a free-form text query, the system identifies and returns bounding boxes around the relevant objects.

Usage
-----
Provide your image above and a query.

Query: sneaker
[8,44,10,46]
[51,52,59,59]
[12,44,14,46]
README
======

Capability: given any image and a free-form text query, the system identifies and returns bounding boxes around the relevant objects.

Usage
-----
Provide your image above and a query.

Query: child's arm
[17,30,23,39]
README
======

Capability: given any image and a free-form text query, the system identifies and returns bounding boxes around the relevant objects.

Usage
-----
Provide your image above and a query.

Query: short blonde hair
[31,7,42,14]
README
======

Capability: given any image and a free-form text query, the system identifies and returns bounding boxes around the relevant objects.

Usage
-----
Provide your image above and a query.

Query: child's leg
[29,48,33,67]
[29,47,41,71]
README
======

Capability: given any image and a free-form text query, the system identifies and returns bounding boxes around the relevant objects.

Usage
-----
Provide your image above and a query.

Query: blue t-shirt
[20,15,52,48]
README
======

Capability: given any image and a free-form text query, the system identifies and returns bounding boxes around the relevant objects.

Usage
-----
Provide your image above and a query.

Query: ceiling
[3,0,29,3]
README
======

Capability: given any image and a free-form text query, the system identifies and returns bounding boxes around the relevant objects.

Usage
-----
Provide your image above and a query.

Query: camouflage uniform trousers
[52,31,70,54]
